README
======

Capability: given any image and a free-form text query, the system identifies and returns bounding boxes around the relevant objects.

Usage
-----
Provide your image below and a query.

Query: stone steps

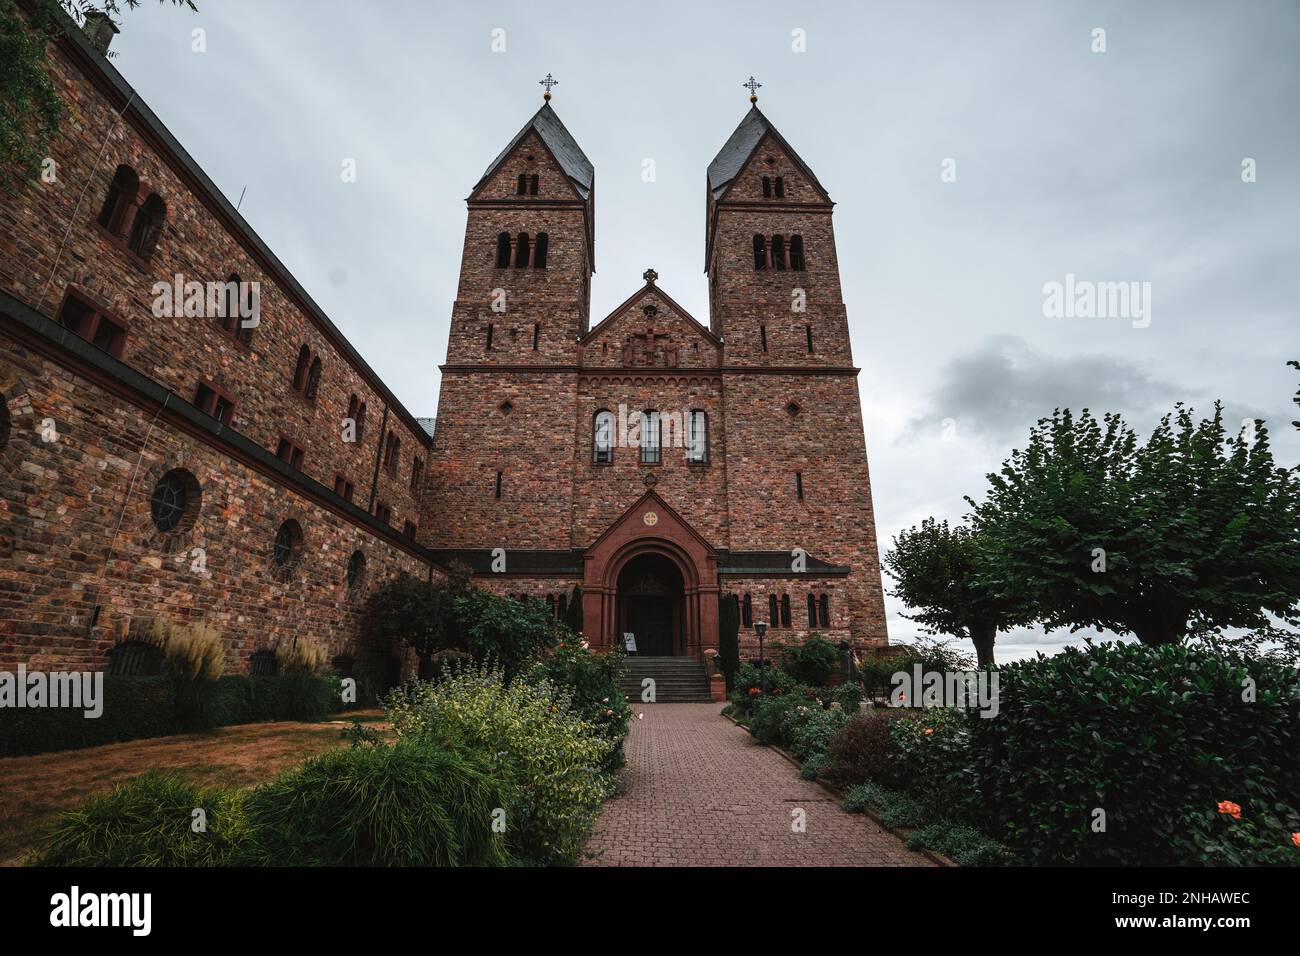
[618,656,714,703]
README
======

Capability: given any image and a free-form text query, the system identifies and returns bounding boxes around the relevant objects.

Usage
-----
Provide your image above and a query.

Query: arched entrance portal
[617,553,685,656]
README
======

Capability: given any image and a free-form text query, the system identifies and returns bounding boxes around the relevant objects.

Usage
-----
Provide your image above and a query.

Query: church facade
[0,10,886,675]
[422,98,889,659]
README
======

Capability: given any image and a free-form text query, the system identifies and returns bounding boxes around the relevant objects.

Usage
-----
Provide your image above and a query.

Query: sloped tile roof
[476,102,594,199]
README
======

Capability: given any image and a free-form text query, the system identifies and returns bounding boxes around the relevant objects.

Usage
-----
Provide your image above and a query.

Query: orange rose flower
[923,728,935,737]
[1216,801,1242,820]
[1291,832,1300,848]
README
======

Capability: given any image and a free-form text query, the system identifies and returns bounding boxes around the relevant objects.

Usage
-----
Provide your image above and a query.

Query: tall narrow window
[819,593,830,628]
[97,164,139,234]
[514,232,530,268]
[771,234,787,271]
[742,593,753,627]
[780,594,792,628]
[532,323,541,350]
[529,174,539,195]
[356,402,367,442]
[640,410,661,464]
[760,325,768,352]
[495,232,511,268]
[774,176,785,198]
[558,593,567,618]
[127,193,165,259]
[769,594,779,629]
[495,470,503,499]
[687,410,708,463]
[789,235,806,271]
[547,594,556,617]
[807,594,818,627]
[806,324,814,352]
[752,234,767,270]
[516,174,527,195]
[486,323,494,350]
[796,471,804,500]
[533,232,549,268]
[292,345,310,392]
[762,176,771,198]
[411,455,424,492]
[593,410,614,463]
[305,356,322,401]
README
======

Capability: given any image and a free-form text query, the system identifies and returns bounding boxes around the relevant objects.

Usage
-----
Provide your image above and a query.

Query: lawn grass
[0,710,386,865]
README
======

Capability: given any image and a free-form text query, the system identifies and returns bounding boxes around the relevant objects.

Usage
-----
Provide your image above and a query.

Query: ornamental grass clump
[158,621,225,730]
[385,660,615,865]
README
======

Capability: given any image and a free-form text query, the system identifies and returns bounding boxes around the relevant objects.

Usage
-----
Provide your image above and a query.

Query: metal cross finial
[743,76,762,102]
[643,268,658,285]
[540,73,559,100]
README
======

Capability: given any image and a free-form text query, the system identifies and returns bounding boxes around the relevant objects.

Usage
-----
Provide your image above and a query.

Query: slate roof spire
[474,98,594,200]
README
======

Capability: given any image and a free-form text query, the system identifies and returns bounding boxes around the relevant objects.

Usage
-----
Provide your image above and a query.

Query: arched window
[532,323,541,350]
[347,393,360,428]
[762,176,771,198]
[516,174,527,195]
[774,176,785,198]
[819,593,830,628]
[687,409,708,463]
[533,232,549,269]
[149,468,199,535]
[97,164,138,234]
[752,234,767,270]
[768,594,779,629]
[529,174,539,195]
[789,235,806,272]
[107,639,164,676]
[742,593,753,627]
[780,594,792,628]
[292,345,310,392]
[495,232,511,268]
[807,594,818,627]
[346,550,366,592]
[546,594,556,616]
[127,193,165,259]
[639,410,661,464]
[273,518,304,571]
[305,356,322,401]
[558,593,567,618]
[514,232,530,268]
[356,401,366,442]
[593,409,614,463]
[771,234,787,271]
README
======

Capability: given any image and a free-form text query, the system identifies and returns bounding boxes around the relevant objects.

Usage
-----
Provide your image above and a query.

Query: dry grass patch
[0,712,387,865]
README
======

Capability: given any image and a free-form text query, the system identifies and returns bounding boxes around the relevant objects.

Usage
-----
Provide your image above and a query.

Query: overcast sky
[105,0,1299,661]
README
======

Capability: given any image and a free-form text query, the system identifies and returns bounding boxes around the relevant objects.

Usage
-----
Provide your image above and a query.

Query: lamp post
[753,621,768,696]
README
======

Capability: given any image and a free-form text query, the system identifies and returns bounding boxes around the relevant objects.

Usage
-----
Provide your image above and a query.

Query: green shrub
[29,771,249,867]
[452,588,564,677]
[159,622,226,731]
[907,823,1013,866]
[967,642,1300,865]
[0,676,175,757]
[801,753,830,780]
[210,673,341,725]
[784,634,839,686]
[781,702,850,761]
[728,662,799,713]
[825,712,894,788]
[525,640,630,772]
[748,691,816,746]
[385,662,614,865]
[842,781,890,813]
[881,708,974,823]
[239,739,514,867]
[840,781,927,828]
[832,682,863,714]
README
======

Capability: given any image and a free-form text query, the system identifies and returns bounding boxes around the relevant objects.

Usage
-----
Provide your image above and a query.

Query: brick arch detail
[581,490,720,659]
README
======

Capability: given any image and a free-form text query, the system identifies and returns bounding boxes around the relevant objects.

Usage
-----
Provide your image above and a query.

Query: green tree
[718,592,740,691]
[969,404,1300,646]
[883,518,1025,666]
[2,1,195,182]
[363,575,460,674]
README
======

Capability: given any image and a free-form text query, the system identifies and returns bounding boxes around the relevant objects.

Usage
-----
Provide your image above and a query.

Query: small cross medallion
[643,268,658,285]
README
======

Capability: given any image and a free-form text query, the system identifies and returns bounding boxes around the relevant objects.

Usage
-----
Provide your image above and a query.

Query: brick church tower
[422,91,889,659]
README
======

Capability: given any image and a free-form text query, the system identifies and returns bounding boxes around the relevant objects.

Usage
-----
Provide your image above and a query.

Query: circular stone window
[273,518,304,570]
[346,549,366,591]
[149,468,200,534]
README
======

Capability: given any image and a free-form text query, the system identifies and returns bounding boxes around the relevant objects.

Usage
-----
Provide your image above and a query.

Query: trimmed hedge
[0,673,343,758]
[964,642,1300,865]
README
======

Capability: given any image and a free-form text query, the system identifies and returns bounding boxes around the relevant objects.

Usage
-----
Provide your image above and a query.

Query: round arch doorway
[616,553,685,656]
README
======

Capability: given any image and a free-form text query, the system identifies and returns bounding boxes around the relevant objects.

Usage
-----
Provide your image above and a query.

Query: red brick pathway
[582,703,935,867]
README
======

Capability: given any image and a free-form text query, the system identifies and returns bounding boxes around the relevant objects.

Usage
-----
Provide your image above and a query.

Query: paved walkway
[582,703,934,867]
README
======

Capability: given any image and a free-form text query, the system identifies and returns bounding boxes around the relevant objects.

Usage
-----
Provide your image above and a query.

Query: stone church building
[0,10,886,677]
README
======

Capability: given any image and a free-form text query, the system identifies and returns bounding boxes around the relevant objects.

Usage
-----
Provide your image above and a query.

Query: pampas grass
[277,638,329,676]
